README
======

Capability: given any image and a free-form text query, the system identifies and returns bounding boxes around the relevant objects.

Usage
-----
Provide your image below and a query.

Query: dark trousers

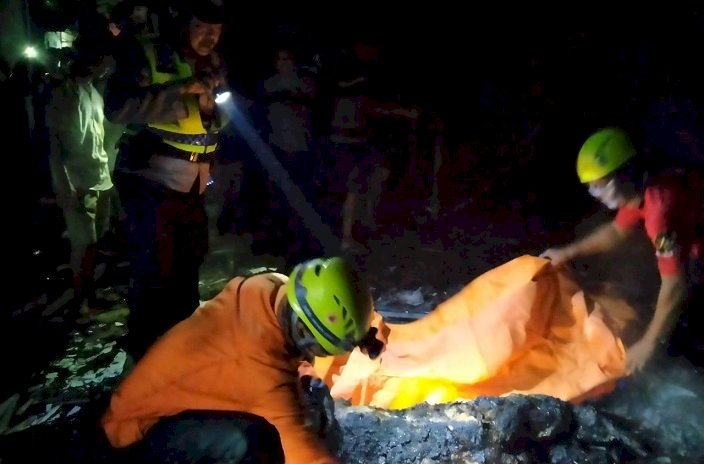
[115,172,208,359]
[125,410,284,463]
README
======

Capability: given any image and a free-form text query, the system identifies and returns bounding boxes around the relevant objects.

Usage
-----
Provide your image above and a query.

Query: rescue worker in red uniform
[541,127,704,372]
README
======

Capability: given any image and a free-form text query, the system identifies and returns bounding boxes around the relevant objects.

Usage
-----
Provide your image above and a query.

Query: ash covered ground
[1,206,703,464]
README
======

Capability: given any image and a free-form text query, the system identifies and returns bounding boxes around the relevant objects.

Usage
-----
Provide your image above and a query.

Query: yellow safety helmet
[576,127,636,183]
[287,257,374,356]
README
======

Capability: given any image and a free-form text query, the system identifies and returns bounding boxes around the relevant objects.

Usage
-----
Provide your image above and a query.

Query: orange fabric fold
[314,255,626,409]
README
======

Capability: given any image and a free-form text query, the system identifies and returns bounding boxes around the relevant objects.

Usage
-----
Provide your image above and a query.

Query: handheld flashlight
[24,46,38,59]
[214,85,231,104]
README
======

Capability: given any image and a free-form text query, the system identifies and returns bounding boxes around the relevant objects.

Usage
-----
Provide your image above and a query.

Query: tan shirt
[46,77,112,194]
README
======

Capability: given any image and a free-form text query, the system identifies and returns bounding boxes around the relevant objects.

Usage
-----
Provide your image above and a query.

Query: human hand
[201,73,221,93]
[539,247,574,267]
[358,327,385,360]
[182,80,207,95]
[183,72,221,95]
[625,337,657,373]
[300,376,336,437]
[198,92,216,113]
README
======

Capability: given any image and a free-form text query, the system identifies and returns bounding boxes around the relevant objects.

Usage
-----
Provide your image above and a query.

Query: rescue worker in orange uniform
[101,256,383,463]
[541,127,704,372]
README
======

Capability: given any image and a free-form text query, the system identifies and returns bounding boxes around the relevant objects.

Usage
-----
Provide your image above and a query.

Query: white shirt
[47,78,112,193]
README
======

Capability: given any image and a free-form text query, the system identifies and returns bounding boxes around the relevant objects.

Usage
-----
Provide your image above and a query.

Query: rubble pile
[592,356,704,463]
[334,394,655,464]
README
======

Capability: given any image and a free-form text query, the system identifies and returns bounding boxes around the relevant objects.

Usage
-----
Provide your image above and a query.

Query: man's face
[131,6,148,25]
[587,177,626,210]
[274,50,295,75]
[189,18,223,56]
[292,317,329,359]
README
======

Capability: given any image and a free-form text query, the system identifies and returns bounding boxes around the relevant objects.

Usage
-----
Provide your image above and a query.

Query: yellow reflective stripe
[149,97,205,134]
[141,40,208,136]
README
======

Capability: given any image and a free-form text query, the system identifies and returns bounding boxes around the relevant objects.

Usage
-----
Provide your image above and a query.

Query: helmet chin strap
[290,311,327,359]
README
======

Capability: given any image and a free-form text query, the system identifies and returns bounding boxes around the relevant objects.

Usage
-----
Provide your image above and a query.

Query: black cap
[184,0,225,24]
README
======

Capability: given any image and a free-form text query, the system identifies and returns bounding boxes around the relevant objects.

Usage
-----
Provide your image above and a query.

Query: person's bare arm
[626,272,686,372]
[541,222,629,265]
[645,273,687,343]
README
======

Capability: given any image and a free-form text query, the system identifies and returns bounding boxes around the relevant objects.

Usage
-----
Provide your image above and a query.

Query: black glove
[358,327,384,360]
[300,375,335,438]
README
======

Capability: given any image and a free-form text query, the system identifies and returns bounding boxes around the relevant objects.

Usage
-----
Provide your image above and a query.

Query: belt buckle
[189,152,198,162]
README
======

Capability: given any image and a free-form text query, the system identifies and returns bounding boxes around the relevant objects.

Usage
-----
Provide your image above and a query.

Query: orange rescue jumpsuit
[102,273,339,464]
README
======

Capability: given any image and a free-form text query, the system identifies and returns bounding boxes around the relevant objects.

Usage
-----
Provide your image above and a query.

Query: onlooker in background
[105,0,230,359]
[257,47,321,265]
[45,34,114,312]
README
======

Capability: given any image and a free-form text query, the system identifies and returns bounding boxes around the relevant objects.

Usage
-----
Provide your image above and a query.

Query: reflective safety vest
[141,41,219,154]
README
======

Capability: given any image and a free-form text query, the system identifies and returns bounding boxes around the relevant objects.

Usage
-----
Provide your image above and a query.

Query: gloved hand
[300,375,336,438]
[539,246,574,267]
[358,327,385,360]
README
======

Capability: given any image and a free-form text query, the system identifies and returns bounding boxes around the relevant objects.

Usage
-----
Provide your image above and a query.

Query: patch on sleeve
[654,231,680,258]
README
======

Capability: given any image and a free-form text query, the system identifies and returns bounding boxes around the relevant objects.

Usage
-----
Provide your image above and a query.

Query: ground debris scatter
[334,394,664,464]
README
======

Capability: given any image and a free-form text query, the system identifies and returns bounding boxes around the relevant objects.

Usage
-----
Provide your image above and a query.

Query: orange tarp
[314,255,627,409]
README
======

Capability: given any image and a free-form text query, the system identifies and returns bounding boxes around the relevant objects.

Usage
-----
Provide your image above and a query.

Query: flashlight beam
[221,98,340,254]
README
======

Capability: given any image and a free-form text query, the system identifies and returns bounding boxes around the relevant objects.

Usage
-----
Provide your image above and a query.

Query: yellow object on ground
[314,255,627,408]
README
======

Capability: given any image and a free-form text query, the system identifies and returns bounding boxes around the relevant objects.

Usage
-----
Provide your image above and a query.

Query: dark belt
[148,127,220,147]
[159,143,216,164]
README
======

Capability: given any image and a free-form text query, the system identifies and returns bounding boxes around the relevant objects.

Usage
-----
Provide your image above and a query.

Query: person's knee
[241,416,284,462]
[209,415,284,463]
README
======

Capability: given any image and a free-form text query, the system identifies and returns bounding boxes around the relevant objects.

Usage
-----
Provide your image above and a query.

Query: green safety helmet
[576,127,636,183]
[287,257,374,356]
